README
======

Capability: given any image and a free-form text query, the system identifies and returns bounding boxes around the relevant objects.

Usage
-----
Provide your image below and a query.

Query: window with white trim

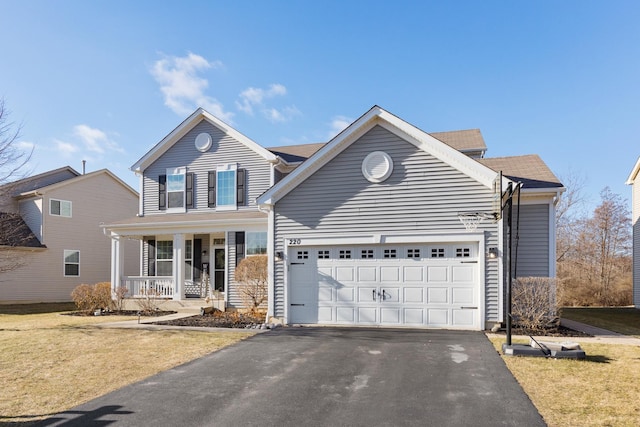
[50,199,72,217]
[216,164,237,209]
[64,250,80,276]
[185,240,193,280]
[318,250,330,259]
[431,248,445,258]
[407,248,421,258]
[166,167,186,212]
[246,232,267,255]
[156,240,173,276]
[383,249,397,258]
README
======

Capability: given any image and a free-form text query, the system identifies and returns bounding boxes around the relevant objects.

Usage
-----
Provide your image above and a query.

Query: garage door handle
[290,262,305,265]
[372,289,376,301]
[460,306,478,309]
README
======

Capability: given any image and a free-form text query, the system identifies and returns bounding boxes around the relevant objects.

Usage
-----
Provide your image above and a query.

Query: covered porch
[102,211,268,305]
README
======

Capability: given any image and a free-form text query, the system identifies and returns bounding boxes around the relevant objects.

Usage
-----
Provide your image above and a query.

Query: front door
[213,248,225,292]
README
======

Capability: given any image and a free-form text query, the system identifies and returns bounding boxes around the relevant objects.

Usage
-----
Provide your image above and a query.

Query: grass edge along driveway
[0,307,254,424]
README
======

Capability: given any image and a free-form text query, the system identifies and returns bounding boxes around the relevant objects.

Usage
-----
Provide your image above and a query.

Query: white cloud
[328,115,353,139]
[151,52,232,121]
[265,105,301,123]
[73,124,123,154]
[236,83,290,117]
[54,139,79,156]
[16,140,35,151]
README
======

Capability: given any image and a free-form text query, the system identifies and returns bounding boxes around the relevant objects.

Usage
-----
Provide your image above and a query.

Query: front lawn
[0,305,254,425]
[488,337,640,427]
[561,307,640,337]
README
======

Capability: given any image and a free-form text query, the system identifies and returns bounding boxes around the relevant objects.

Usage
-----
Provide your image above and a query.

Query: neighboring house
[0,167,139,303]
[104,106,563,330]
[626,157,640,308]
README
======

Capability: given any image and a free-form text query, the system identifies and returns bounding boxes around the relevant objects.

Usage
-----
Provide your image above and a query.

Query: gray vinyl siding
[142,119,272,215]
[0,172,139,303]
[633,177,640,307]
[273,125,501,322]
[19,198,43,242]
[512,204,550,277]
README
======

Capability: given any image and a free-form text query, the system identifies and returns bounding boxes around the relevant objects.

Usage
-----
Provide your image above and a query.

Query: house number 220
[288,238,301,245]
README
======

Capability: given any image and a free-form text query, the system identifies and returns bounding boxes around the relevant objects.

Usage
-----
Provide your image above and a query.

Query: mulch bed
[64,310,177,317]
[153,310,266,329]
[498,325,592,338]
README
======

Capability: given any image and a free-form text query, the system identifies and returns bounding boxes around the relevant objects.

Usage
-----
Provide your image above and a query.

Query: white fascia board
[375,110,498,189]
[626,156,640,185]
[131,108,278,173]
[257,106,502,206]
[258,106,381,206]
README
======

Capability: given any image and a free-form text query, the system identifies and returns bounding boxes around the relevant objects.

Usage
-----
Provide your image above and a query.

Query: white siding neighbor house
[626,157,640,308]
[0,167,139,303]
[104,106,564,330]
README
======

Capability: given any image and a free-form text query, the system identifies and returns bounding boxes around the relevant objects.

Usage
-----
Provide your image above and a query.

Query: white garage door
[288,243,480,329]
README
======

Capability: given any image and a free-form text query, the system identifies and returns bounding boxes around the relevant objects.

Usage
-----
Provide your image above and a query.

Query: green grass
[561,307,640,337]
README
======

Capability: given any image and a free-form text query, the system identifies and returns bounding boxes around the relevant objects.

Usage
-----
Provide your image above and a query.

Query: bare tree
[557,187,632,306]
[0,98,35,273]
[555,170,587,264]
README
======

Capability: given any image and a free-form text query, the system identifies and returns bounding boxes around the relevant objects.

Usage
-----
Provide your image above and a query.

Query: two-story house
[104,106,563,330]
[0,167,139,303]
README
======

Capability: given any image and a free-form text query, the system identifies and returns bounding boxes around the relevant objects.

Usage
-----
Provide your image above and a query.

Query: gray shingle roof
[478,155,563,189]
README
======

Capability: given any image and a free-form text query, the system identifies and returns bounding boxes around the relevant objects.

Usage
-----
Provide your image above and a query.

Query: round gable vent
[362,151,393,183]
[195,132,212,152]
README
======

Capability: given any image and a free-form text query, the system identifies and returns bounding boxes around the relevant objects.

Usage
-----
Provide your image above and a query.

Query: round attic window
[195,132,212,152]
[362,151,393,183]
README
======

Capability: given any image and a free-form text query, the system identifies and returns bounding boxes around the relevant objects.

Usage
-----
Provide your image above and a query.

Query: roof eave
[626,156,640,185]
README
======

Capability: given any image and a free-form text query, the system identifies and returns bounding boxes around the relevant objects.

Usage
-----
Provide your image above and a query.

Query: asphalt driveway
[37,328,545,426]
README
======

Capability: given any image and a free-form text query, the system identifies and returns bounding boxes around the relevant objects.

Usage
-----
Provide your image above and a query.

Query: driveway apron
[37,328,546,426]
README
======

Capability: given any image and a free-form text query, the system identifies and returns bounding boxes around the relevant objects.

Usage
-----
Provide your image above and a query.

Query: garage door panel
[380,266,400,281]
[336,266,354,281]
[357,266,377,282]
[427,308,449,326]
[337,287,355,302]
[452,265,475,282]
[426,287,448,304]
[337,307,355,322]
[452,309,476,326]
[404,266,423,281]
[358,286,377,303]
[381,287,400,303]
[380,307,401,324]
[427,266,448,282]
[318,306,334,323]
[318,286,334,302]
[403,287,424,303]
[404,308,424,324]
[452,287,475,304]
[357,307,378,323]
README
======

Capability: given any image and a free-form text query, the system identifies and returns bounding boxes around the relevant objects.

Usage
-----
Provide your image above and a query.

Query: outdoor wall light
[275,251,283,262]
[488,247,499,259]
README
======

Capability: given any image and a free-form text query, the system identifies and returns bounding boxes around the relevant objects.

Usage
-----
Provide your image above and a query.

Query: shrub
[71,282,114,313]
[511,277,558,331]
[235,255,268,312]
[113,286,129,312]
[135,287,163,313]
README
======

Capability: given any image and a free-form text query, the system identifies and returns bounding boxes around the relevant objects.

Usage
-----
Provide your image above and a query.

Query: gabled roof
[0,166,80,197]
[0,212,45,248]
[626,156,640,185]
[478,155,563,190]
[430,129,486,154]
[258,105,503,206]
[131,108,278,173]
[268,143,326,163]
[16,169,137,199]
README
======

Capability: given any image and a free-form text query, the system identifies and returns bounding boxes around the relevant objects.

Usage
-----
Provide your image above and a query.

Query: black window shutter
[158,175,166,210]
[208,171,216,207]
[235,231,245,266]
[148,239,156,276]
[186,173,194,209]
[237,168,246,206]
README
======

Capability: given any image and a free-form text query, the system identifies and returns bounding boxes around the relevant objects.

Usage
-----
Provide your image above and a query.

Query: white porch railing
[122,276,174,298]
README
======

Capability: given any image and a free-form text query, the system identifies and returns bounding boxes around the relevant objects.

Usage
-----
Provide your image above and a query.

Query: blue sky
[1,1,639,213]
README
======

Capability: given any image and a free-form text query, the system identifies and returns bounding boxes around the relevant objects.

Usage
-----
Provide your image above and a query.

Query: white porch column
[173,233,185,300]
[110,235,122,294]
